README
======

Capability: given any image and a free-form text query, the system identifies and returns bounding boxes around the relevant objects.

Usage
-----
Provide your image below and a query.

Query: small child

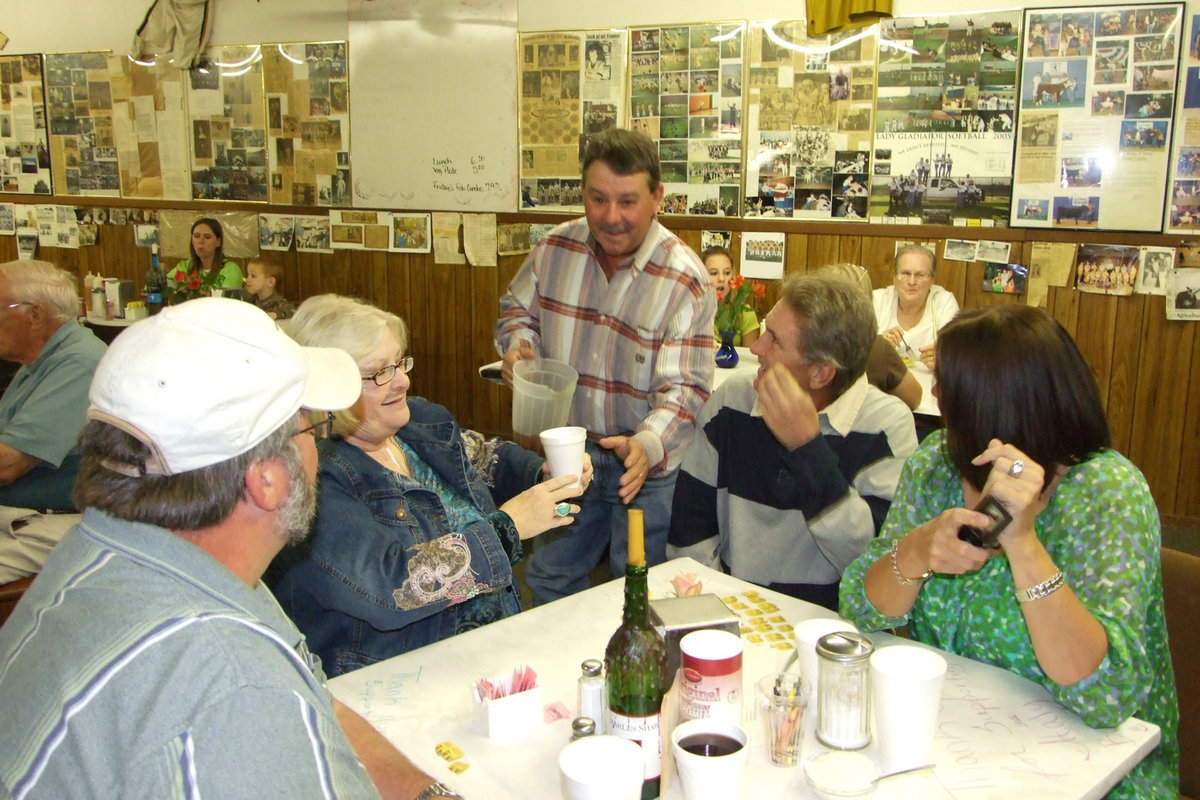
[241,256,296,320]
[703,245,759,346]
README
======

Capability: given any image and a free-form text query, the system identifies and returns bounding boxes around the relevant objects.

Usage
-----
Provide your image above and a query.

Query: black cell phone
[957,495,1012,550]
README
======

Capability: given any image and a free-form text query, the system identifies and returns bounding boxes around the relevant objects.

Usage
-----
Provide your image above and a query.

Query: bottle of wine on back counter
[145,244,165,315]
[605,509,670,800]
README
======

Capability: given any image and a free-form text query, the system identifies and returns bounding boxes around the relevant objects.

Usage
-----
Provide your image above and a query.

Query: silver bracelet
[1015,570,1065,603]
[890,538,932,586]
[414,781,465,800]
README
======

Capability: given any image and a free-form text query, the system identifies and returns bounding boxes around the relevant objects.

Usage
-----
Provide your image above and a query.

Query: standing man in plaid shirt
[496,129,715,604]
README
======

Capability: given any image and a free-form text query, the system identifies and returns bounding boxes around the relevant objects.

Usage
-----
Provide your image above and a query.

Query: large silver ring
[554,502,571,517]
[1008,459,1025,477]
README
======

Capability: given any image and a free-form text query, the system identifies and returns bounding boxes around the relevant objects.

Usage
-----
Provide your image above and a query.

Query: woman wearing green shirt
[840,305,1178,799]
[171,217,243,295]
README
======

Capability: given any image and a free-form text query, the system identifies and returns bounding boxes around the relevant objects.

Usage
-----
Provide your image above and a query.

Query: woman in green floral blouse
[839,305,1178,799]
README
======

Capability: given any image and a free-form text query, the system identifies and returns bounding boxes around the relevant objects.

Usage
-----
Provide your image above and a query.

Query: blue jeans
[524,440,677,605]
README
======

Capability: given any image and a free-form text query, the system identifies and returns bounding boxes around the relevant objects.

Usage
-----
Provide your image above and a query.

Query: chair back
[0,574,35,628]
[1162,547,1200,799]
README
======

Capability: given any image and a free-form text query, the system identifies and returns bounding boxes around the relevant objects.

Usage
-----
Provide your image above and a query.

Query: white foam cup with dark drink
[670,718,748,800]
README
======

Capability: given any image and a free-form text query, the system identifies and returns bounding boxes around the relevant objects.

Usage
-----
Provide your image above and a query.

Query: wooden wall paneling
[1127,313,1195,513]
[859,235,898,288]
[1177,327,1200,517]
[450,261,474,432]
[467,262,503,435]
[1106,294,1147,455]
[293,250,325,301]
[837,234,861,267]
[805,233,838,275]
[1046,284,1081,337]
[1073,294,1119,414]
[420,261,462,414]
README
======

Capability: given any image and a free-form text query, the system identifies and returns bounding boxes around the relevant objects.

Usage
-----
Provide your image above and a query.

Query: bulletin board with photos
[743,20,878,221]
[870,11,1022,227]
[1010,3,1183,232]
[262,42,351,208]
[518,30,628,212]
[108,55,192,200]
[186,45,268,202]
[628,21,744,217]
[1164,11,1200,232]
[44,52,119,197]
[0,54,52,195]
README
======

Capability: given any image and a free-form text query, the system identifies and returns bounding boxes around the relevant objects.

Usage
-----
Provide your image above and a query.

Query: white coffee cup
[670,718,749,800]
[793,617,857,713]
[870,645,947,773]
[559,735,644,800]
[678,629,743,725]
[540,425,587,488]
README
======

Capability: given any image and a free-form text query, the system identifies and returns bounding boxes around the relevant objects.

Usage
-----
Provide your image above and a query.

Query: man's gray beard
[276,444,318,546]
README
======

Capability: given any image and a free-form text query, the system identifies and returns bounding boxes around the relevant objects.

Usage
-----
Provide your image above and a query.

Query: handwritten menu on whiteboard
[347,0,518,212]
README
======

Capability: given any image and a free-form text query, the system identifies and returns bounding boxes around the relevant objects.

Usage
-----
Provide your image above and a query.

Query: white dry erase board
[347,0,519,212]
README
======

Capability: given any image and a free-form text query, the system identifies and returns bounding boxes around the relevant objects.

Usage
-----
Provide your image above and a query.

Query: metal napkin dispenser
[649,593,740,677]
[103,279,137,319]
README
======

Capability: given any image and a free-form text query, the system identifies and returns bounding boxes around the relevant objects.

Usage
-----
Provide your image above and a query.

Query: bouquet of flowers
[168,266,225,305]
[715,274,765,337]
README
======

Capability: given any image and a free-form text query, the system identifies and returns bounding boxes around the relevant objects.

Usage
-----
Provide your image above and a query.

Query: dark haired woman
[172,217,243,293]
[839,305,1178,798]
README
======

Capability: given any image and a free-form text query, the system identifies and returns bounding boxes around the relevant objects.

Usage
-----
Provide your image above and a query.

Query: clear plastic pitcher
[512,358,578,450]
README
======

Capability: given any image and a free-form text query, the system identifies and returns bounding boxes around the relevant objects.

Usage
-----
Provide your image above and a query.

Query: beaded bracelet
[1015,570,1065,603]
[890,538,933,586]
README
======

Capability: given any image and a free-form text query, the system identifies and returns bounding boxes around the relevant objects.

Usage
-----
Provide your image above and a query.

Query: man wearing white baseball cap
[0,299,460,800]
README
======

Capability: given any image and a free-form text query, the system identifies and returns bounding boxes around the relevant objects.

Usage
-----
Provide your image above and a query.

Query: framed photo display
[1010,3,1183,231]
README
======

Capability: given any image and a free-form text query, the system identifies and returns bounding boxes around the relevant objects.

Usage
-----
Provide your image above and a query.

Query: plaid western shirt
[496,217,715,475]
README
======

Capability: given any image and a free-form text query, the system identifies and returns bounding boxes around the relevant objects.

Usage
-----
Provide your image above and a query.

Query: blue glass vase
[715,331,739,369]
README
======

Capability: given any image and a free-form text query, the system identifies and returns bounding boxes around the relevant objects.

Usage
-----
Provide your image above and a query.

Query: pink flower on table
[671,572,703,597]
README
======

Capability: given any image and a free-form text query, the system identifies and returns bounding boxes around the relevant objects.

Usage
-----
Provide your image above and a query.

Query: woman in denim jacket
[269,295,589,677]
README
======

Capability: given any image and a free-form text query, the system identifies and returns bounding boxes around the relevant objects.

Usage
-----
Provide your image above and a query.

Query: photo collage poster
[45,52,119,197]
[1165,11,1200,231]
[262,42,351,208]
[186,45,268,202]
[871,12,1020,227]
[519,31,627,212]
[108,55,191,199]
[744,21,877,220]
[1011,3,1182,231]
[628,22,744,216]
[0,54,52,195]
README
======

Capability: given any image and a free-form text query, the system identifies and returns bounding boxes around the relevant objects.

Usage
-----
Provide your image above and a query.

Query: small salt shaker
[815,631,874,750]
[570,717,596,741]
[578,659,605,733]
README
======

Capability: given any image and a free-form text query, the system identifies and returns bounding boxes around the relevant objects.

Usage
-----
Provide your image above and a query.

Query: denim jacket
[269,398,543,676]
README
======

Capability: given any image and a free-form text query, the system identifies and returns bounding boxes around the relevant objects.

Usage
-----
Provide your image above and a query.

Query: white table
[712,347,758,391]
[329,559,1158,799]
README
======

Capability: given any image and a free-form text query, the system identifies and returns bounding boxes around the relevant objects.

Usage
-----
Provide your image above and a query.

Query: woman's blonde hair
[288,294,409,438]
[822,262,873,296]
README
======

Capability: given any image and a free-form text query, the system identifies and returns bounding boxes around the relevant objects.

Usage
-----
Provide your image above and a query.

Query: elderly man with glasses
[0,260,106,582]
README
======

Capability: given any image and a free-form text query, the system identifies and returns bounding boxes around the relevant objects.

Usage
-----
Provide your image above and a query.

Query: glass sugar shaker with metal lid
[570,717,596,741]
[815,631,874,750]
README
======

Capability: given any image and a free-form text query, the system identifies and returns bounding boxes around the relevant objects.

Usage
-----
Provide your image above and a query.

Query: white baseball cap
[88,297,360,475]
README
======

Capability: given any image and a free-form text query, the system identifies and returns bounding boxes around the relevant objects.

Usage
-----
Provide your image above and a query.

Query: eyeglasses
[362,356,414,386]
[896,271,933,282]
[297,411,335,440]
[1,302,31,311]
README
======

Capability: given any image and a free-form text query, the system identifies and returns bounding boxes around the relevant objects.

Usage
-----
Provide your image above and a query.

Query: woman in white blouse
[873,244,960,422]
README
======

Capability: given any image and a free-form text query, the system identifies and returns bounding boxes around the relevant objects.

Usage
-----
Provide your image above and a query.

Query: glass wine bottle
[604,509,669,800]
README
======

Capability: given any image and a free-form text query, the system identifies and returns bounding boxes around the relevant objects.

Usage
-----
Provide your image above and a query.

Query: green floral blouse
[839,432,1179,799]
